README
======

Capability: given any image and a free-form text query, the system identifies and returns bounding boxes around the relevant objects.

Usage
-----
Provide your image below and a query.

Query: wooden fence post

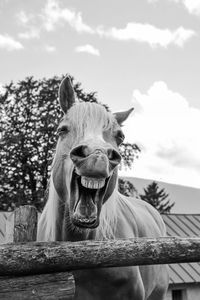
[0,205,75,300]
[14,205,38,242]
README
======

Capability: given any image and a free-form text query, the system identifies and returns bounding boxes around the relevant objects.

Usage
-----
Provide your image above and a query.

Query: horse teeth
[81,177,105,189]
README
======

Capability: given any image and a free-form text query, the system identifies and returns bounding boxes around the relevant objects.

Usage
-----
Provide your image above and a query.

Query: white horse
[38,76,169,300]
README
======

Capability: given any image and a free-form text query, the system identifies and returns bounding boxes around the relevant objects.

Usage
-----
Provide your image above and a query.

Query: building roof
[162,214,200,285]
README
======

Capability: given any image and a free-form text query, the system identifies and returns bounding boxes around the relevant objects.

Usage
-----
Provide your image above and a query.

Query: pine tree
[140,181,174,214]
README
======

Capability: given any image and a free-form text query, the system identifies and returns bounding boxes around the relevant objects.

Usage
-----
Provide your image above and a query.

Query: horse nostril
[70,145,88,162]
[107,149,121,166]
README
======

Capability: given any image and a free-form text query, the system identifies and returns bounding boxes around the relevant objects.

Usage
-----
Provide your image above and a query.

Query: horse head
[53,76,133,231]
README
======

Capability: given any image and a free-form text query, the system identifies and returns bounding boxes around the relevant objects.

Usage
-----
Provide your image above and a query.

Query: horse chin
[72,216,99,229]
[70,171,109,229]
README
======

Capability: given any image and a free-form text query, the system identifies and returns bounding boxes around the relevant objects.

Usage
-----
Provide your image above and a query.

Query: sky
[1,0,200,188]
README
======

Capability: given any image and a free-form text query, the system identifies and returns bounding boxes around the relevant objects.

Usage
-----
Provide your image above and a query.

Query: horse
[37,76,169,300]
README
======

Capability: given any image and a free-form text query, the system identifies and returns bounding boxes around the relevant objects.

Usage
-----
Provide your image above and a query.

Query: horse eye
[116,130,125,145]
[57,126,69,136]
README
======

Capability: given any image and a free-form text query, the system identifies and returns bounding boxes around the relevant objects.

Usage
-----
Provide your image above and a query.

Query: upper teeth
[81,177,105,189]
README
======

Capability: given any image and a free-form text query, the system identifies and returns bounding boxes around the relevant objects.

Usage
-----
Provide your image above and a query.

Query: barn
[163,214,200,300]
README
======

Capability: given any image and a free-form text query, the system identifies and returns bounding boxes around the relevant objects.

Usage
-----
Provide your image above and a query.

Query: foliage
[140,181,175,214]
[118,178,139,198]
[0,75,139,211]
[0,76,61,211]
[119,143,140,169]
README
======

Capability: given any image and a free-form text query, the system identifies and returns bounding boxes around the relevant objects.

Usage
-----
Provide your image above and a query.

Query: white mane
[37,174,59,241]
[66,102,116,139]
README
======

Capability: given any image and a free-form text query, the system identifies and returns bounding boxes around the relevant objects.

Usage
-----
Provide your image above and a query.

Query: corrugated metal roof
[162,214,200,284]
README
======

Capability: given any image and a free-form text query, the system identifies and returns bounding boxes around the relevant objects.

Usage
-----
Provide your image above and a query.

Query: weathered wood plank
[0,237,200,276]
[0,272,75,300]
[14,205,38,242]
[5,212,14,243]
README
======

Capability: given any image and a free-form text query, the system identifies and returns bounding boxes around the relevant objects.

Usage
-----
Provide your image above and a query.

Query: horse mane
[37,173,60,241]
[66,102,115,138]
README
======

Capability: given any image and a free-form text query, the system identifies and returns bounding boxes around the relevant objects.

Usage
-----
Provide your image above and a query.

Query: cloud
[182,0,200,15]
[42,0,94,33]
[16,1,94,35]
[15,0,195,49]
[148,0,200,16]
[17,11,33,25]
[97,23,195,48]
[44,45,56,52]
[0,34,23,51]
[75,44,100,56]
[173,0,200,15]
[18,28,40,40]
[16,1,94,41]
[120,81,200,188]
[17,10,40,39]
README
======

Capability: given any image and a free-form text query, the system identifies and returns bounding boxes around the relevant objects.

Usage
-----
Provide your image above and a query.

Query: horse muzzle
[70,146,121,178]
[69,145,121,229]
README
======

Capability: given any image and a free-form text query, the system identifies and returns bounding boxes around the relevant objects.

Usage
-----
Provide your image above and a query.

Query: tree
[140,181,174,214]
[0,76,62,211]
[0,75,140,211]
[118,178,139,198]
[119,143,140,169]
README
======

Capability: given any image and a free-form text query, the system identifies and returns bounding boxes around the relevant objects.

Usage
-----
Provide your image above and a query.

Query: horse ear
[114,107,134,125]
[59,75,76,113]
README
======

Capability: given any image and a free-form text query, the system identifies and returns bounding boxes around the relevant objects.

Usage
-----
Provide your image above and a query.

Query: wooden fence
[0,206,74,300]
[0,205,200,299]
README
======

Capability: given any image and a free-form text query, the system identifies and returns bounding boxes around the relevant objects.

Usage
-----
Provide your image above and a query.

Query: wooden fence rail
[1,237,200,276]
[0,205,200,299]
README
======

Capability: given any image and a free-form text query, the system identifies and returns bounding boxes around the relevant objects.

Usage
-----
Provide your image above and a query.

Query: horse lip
[72,216,99,229]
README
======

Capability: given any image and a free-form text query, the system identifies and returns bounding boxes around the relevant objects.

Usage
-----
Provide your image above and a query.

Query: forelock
[67,102,116,136]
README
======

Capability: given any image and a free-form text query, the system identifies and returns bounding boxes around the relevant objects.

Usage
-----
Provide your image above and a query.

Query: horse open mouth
[71,171,109,228]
